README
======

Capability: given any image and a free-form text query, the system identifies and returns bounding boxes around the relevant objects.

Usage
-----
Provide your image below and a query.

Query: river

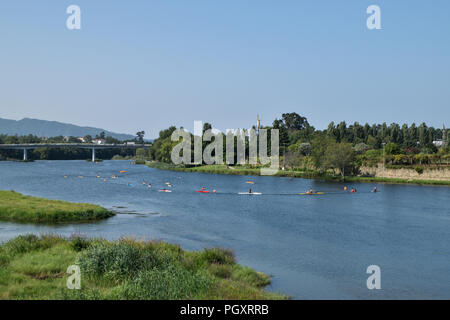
[0,160,449,299]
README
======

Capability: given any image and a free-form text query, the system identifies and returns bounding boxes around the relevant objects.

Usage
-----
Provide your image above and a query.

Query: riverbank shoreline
[146,162,450,186]
[0,234,286,300]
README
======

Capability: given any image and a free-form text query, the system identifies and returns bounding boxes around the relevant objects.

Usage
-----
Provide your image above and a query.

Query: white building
[92,138,106,145]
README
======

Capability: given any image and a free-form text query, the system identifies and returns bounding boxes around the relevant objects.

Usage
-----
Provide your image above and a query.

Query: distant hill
[0,118,135,141]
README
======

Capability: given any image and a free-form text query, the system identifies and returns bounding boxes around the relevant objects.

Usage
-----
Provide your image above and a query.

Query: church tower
[257,115,261,134]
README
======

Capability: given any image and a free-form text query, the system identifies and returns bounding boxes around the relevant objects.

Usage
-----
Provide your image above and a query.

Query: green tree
[325,142,355,179]
[298,143,312,156]
[385,142,400,155]
[136,131,145,144]
[311,133,335,172]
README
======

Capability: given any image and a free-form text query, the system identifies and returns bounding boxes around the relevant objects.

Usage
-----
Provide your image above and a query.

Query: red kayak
[195,190,210,193]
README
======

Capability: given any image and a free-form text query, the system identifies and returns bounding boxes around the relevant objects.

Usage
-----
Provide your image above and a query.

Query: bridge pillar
[23,148,28,161]
[92,148,96,162]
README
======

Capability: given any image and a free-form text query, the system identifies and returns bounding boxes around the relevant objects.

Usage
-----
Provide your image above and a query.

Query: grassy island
[0,191,114,223]
[0,234,286,300]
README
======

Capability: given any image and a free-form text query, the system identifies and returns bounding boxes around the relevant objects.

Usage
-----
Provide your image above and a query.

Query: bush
[117,265,212,300]
[2,234,62,256]
[208,263,233,279]
[77,240,180,280]
[415,166,424,174]
[298,143,312,156]
[200,248,235,265]
[70,236,91,252]
[385,143,401,155]
[231,266,271,288]
[354,143,369,153]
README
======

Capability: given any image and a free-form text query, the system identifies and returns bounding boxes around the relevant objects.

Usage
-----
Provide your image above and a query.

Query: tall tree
[136,131,145,144]
[325,142,355,179]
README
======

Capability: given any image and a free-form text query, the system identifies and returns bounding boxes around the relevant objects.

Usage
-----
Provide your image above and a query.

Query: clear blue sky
[0,0,449,138]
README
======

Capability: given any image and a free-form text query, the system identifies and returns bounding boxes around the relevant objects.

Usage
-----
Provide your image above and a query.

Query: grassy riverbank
[0,234,286,300]
[0,191,114,223]
[146,162,450,186]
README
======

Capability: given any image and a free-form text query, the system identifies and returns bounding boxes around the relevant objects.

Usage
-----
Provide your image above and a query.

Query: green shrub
[70,236,91,252]
[2,234,62,256]
[77,240,181,280]
[200,248,235,265]
[208,263,233,279]
[231,266,271,288]
[117,265,213,300]
[415,166,424,174]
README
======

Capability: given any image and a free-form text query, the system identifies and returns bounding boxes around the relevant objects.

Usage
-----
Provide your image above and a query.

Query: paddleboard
[238,192,262,195]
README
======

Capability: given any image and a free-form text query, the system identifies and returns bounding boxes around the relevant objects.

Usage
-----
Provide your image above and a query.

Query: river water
[0,160,449,299]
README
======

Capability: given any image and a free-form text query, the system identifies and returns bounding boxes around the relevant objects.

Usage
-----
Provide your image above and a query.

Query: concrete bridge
[0,143,151,162]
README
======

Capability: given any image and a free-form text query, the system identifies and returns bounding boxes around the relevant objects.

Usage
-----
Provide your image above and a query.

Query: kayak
[238,192,262,195]
[120,170,127,173]
[246,181,255,184]
[299,192,325,195]
[158,189,172,193]
[196,190,210,193]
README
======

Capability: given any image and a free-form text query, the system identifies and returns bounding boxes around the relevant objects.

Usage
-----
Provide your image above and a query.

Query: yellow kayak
[299,192,325,195]
[120,170,127,173]
[246,181,255,184]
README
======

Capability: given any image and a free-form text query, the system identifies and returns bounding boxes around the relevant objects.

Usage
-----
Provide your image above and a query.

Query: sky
[0,0,449,138]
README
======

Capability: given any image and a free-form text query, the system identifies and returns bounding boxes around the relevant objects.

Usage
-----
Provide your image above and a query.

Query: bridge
[0,144,152,162]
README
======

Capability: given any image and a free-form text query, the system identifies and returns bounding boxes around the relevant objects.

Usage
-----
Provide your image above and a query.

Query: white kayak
[238,192,262,195]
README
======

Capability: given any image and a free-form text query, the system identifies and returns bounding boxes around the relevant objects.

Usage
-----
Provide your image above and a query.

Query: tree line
[146,113,449,178]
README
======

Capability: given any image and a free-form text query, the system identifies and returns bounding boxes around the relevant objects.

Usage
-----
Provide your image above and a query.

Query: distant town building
[63,136,70,142]
[126,141,136,146]
[77,137,86,143]
[92,138,106,145]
